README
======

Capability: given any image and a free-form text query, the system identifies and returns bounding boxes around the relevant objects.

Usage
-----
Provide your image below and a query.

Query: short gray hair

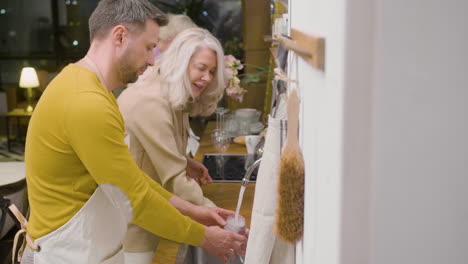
[159,14,197,41]
[89,0,167,41]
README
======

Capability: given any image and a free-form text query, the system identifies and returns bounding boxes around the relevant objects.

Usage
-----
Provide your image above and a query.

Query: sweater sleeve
[64,91,205,246]
[128,96,215,207]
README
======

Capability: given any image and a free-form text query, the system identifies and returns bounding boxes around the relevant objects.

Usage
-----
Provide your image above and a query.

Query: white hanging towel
[244,113,295,264]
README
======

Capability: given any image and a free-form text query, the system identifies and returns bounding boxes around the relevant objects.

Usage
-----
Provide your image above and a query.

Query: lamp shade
[19,67,39,88]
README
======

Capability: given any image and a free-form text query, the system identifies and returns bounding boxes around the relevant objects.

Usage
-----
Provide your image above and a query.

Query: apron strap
[9,204,39,263]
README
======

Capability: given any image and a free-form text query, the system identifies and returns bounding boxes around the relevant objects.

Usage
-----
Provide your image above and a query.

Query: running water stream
[235,185,246,220]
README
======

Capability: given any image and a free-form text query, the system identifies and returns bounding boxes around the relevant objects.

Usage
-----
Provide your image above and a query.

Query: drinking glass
[224,215,246,263]
[211,129,231,179]
[214,107,229,132]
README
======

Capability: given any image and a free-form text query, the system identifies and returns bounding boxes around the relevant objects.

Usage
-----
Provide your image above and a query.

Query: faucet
[241,158,262,187]
[241,135,265,187]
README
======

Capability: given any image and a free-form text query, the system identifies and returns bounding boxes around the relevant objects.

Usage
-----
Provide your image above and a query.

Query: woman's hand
[189,206,236,227]
[200,226,247,263]
[169,196,234,227]
[186,157,213,185]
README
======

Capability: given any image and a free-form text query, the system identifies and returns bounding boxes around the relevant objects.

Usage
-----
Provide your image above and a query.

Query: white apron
[244,115,295,264]
[0,162,26,239]
[12,185,129,264]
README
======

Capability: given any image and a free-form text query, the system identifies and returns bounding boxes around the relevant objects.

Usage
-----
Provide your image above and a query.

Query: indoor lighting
[19,67,39,112]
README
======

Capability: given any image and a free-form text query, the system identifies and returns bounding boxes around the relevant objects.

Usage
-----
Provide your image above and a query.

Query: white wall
[340,0,374,263]
[291,0,468,263]
[290,0,346,264]
[370,0,468,263]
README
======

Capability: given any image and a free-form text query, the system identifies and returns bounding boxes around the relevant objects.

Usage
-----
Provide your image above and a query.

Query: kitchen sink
[202,154,258,182]
[185,246,244,264]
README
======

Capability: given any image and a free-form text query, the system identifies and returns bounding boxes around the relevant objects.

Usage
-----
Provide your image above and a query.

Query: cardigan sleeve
[127,96,215,207]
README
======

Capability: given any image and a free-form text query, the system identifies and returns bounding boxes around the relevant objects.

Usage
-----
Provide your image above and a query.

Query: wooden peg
[291,29,325,70]
[272,33,312,60]
[272,29,325,71]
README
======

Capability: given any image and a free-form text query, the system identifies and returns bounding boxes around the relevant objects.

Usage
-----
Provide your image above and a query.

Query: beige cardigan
[117,81,215,255]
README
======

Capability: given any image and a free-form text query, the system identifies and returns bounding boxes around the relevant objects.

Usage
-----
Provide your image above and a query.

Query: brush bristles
[275,147,305,243]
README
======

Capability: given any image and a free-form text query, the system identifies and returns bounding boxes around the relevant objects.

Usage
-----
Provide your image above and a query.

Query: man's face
[118,20,159,85]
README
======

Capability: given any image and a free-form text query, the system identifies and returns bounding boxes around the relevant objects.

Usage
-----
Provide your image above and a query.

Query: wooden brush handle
[286,89,300,149]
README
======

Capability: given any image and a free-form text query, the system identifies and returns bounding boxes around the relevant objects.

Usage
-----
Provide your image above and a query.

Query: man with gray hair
[12,1,246,263]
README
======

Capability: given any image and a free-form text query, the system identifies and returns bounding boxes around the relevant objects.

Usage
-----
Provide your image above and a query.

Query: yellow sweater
[25,64,205,246]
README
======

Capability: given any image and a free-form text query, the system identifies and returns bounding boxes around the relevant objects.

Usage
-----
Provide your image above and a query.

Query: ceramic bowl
[235,108,261,122]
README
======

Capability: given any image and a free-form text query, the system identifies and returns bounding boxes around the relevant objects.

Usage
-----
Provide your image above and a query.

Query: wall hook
[271,29,325,71]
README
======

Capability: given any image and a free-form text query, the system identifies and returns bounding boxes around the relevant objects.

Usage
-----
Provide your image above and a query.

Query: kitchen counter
[151,121,256,264]
[195,121,255,228]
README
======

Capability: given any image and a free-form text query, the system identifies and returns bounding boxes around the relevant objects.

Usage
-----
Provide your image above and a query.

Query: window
[151,0,243,59]
[0,0,98,88]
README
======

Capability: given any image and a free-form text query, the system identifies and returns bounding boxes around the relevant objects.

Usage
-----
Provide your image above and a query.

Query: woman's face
[188,46,217,97]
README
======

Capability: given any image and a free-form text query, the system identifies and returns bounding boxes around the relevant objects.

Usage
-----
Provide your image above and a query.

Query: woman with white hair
[118,28,229,264]
[153,13,210,184]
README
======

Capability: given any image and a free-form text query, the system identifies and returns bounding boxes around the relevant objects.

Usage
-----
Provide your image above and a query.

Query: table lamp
[19,67,39,112]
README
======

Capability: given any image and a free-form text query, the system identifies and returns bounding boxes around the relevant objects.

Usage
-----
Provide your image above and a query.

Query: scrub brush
[275,88,304,243]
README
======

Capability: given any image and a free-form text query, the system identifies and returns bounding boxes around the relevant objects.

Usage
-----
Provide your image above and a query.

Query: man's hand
[168,196,248,262]
[186,157,213,185]
[200,226,247,263]
[189,206,236,227]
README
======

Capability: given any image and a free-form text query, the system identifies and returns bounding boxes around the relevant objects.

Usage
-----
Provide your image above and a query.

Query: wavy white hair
[155,27,225,116]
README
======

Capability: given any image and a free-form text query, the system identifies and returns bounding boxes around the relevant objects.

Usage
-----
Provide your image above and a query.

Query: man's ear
[111,25,127,47]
